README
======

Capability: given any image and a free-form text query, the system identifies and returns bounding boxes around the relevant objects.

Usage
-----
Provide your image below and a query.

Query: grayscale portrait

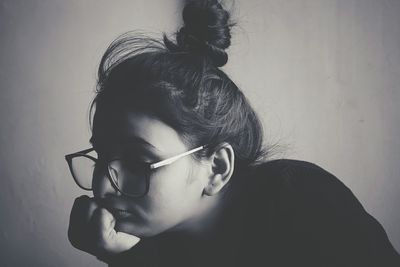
[0,0,399,266]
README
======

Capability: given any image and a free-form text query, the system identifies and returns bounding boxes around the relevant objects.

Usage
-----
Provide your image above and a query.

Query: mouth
[108,208,136,219]
[97,198,139,220]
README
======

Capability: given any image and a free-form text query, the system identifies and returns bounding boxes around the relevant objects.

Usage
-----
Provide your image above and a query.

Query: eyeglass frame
[65,145,207,198]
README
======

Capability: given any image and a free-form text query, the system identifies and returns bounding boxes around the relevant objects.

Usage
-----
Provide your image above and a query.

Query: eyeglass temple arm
[150,145,205,170]
[65,147,95,160]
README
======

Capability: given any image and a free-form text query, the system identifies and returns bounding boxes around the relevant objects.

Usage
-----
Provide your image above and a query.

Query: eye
[125,157,152,168]
[121,149,152,162]
[116,158,151,176]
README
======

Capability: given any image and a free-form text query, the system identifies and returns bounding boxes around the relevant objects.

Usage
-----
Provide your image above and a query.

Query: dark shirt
[104,159,400,266]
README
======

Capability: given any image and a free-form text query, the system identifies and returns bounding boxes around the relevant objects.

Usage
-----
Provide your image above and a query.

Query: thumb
[92,208,141,254]
[112,231,141,252]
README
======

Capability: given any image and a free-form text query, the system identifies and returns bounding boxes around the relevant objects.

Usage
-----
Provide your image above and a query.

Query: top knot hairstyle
[165,0,233,67]
[90,0,269,180]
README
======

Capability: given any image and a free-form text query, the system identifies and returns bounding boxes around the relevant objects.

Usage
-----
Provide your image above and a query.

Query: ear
[203,143,235,196]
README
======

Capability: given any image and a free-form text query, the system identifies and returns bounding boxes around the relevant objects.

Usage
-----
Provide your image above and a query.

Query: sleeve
[284,161,400,267]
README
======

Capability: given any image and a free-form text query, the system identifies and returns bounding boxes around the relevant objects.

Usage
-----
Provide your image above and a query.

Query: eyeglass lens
[108,159,147,196]
[70,156,96,190]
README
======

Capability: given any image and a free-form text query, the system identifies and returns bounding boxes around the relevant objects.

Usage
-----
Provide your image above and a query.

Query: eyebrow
[122,136,161,152]
[90,136,161,153]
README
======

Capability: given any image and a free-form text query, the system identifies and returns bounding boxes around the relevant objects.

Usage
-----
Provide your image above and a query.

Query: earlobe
[204,174,224,196]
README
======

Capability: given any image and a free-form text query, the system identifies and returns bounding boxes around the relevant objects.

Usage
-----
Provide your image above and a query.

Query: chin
[114,219,164,238]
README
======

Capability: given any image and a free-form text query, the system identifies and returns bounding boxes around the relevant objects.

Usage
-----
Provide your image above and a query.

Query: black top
[104,159,400,266]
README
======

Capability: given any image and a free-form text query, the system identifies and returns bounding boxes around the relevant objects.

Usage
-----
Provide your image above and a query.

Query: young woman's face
[91,110,209,238]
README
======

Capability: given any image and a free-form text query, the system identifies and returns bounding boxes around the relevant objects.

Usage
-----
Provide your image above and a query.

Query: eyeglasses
[65,145,206,197]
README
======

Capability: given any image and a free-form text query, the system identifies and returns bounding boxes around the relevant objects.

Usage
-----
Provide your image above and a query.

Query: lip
[109,208,136,219]
[97,198,138,219]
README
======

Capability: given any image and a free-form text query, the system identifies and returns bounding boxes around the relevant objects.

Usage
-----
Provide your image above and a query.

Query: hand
[68,195,141,260]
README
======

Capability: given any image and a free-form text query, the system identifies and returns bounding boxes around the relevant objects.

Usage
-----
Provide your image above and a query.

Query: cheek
[146,160,203,222]
[116,160,205,237]
[149,162,192,209]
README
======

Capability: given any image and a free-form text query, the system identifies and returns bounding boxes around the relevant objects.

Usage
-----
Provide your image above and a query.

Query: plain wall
[0,0,399,266]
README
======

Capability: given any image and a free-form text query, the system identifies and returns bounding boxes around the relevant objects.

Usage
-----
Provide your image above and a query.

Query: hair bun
[169,0,233,67]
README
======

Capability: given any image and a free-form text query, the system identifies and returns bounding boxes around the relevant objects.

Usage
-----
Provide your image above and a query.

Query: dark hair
[90,0,269,179]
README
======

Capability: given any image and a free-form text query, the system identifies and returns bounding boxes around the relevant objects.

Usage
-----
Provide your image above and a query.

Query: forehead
[125,111,186,150]
[93,110,188,156]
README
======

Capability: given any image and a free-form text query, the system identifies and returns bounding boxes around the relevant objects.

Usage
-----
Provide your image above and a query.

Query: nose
[92,165,122,199]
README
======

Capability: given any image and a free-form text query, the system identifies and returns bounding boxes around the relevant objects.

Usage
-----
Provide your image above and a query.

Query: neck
[166,189,234,241]
[170,184,241,241]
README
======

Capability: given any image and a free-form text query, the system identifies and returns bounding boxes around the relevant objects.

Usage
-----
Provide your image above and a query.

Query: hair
[90,0,270,181]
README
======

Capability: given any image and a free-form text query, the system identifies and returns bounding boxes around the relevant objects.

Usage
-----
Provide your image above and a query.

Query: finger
[112,231,141,252]
[91,208,140,254]
[70,195,98,225]
[114,220,140,236]
[68,195,98,251]
[90,207,115,238]
[90,207,115,252]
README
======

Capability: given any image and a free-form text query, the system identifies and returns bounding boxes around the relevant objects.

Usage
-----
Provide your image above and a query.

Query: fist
[68,195,141,260]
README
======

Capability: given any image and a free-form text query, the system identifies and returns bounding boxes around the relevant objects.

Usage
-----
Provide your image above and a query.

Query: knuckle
[74,195,89,205]
[71,197,98,224]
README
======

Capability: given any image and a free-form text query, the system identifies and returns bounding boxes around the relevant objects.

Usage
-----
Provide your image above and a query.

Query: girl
[66,0,400,266]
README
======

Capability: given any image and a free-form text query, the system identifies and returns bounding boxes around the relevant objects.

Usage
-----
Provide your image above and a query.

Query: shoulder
[251,158,343,186]
[245,158,368,219]
[247,159,353,201]
[238,159,400,266]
